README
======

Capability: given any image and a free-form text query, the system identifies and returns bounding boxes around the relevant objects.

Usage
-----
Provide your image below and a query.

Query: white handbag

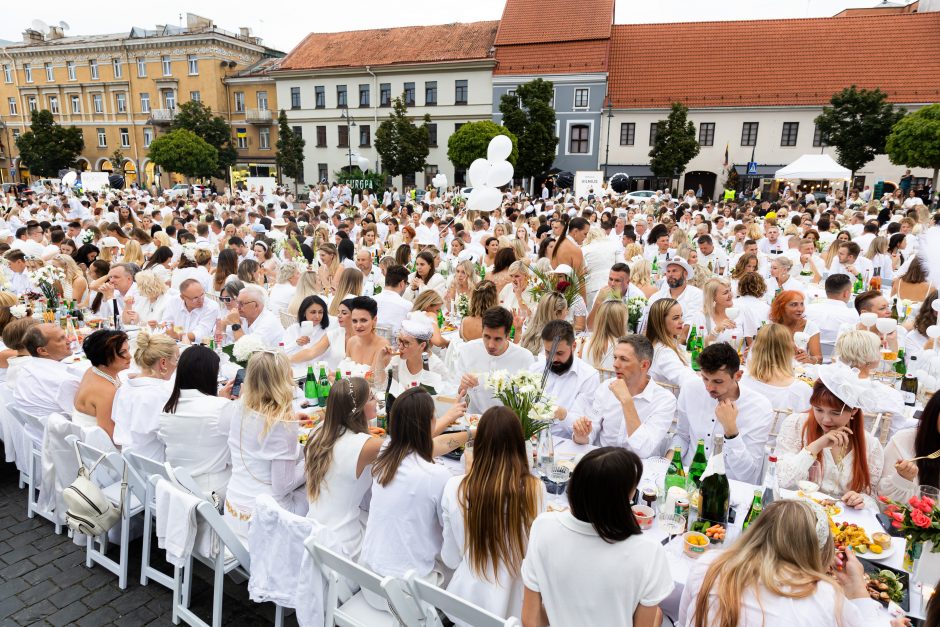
[62,440,126,536]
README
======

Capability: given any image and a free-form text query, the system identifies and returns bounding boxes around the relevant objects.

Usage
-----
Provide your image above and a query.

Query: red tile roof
[279,21,498,71]
[494,39,610,75]
[609,12,940,109]
[495,0,614,45]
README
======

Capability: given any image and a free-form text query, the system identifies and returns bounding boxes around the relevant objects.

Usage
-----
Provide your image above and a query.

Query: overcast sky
[1,0,885,52]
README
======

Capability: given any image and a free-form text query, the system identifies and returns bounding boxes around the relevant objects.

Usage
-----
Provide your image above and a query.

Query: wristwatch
[230,323,242,332]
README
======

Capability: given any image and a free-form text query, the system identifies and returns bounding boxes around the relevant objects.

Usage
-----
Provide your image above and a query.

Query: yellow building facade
[0,14,282,188]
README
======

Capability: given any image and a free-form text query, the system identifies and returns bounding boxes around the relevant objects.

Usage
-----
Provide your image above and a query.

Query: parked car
[165,183,206,199]
[625,190,656,204]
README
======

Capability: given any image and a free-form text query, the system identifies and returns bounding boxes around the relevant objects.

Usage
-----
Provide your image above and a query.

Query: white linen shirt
[373,289,412,334]
[12,357,82,417]
[456,340,535,414]
[673,379,774,484]
[646,283,703,328]
[162,296,220,341]
[805,298,860,349]
[112,376,172,462]
[241,308,285,347]
[588,377,677,456]
[527,356,600,437]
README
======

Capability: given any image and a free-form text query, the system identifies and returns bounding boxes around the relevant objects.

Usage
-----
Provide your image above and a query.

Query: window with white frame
[143,127,153,147]
[136,57,146,77]
[257,91,268,110]
[140,93,150,113]
[27,97,37,112]
[7,97,16,115]
[93,94,103,113]
[67,61,76,81]
[569,124,590,153]
[2,65,11,83]
[163,90,176,110]
[161,56,171,76]
[120,127,130,148]
[115,92,126,113]
[237,128,248,149]
[24,64,32,83]
[234,92,245,112]
[574,88,589,109]
[89,59,99,80]
[112,58,122,79]
[70,95,81,113]
[187,54,198,75]
[97,128,107,147]
[49,96,59,114]
[190,91,200,102]
[45,63,54,82]
[259,127,270,149]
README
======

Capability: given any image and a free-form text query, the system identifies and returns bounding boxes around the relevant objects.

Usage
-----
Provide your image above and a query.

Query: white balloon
[487,134,513,162]
[467,186,502,212]
[725,307,740,321]
[62,171,77,187]
[357,156,370,172]
[933,299,940,313]
[928,325,940,339]
[432,173,448,189]
[859,312,878,328]
[485,160,514,188]
[468,158,491,189]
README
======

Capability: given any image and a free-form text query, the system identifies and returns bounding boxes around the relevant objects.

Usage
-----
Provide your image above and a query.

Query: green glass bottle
[437,309,445,328]
[651,256,659,276]
[853,273,864,294]
[304,365,318,400]
[699,436,730,524]
[742,489,763,531]
[669,447,686,477]
[894,348,907,376]
[317,363,330,408]
[685,326,697,353]
[688,439,709,487]
[509,324,515,340]
[335,369,342,382]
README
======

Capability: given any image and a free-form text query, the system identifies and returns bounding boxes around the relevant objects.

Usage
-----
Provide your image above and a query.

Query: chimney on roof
[47,26,64,40]
[22,29,43,43]
[239,27,252,38]
[186,13,214,31]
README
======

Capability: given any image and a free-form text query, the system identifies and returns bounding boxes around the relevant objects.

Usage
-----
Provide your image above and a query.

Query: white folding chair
[279,309,295,329]
[654,380,680,397]
[68,435,144,589]
[597,368,616,382]
[124,451,175,590]
[404,570,521,627]
[305,537,423,627]
[866,412,891,447]
[9,406,60,530]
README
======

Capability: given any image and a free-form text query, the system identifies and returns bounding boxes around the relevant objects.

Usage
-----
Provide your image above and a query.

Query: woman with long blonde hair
[583,299,628,370]
[742,323,812,415]
[519,291,568,355]
[122,239,145,266]
[460,280,499,342]
[442,406,545,624]
[644,298,696,387]
[693,278,738,347]
[328,267,364,316]
[51,254,88,306]
[317,243,341,292]
[288,271,321,317]
[630,259,658,298]
[222,350,306,541]
[679,499,880,627]
[445,259,479,310]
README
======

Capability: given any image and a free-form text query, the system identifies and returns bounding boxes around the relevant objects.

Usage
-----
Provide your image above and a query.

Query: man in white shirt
[163,279,221,343]
[372,265,412,334]
[16,224,46,258]
[527,321,600,437]
[225,284,284,346]
[757,224,787,256]
[673,342,773,484]
[267,263,301,314]
[805,274,860,360]
[13,323,81,417]
[99,263,140,325]
[586,263,646,330]
[696,235,728,274]
[828,241,873,281]
[457,306,535,414]
[355,250,383,296]
[573,335,677,456]
[853,221,879,253]
[646,258,703,331]
[3,250,33,295]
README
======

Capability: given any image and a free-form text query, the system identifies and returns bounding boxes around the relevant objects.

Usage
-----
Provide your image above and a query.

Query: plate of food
[831,521,891,557]
[796,488,843,516]
[858,557,908,611]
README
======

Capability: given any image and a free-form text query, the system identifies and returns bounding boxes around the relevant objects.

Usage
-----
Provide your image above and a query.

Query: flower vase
[914,540,940,586]
[905,536,924,573]
[526,439,535,469]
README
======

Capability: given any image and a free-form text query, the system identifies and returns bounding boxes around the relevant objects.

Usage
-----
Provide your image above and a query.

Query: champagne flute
[859,311,878,331]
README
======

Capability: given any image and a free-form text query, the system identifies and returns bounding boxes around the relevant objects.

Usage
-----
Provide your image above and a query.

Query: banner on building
[81,172,111,192]
[574,171,604,199]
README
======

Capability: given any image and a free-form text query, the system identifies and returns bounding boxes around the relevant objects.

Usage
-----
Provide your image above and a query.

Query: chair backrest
[654,380,680,397]
[405,570,519,627]
[768,408,792,444]
[597,368,616,382]
[866,412,891,447]
[375,323,395,345]
[68,435,120,486]
[279,309,294,329]
[124,451,171,487]
[205,292,221,305]
[194,499,250,571]
[165,463,214,502]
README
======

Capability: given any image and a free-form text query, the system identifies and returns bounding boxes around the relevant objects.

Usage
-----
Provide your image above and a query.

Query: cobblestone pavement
[0,443,295,626]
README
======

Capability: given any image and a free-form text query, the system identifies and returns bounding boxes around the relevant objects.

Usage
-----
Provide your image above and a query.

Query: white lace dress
[773,413,885,510]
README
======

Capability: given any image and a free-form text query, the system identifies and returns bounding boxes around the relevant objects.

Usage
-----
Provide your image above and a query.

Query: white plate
[856,542,896,560]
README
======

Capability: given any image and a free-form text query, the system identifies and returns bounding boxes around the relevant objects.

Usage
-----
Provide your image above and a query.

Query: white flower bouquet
[455,293,470,317]
[626,296,647,333]
[484,370,556,440]
[223,334,266,368]
[28,265,65,308]
[9,304,27,319]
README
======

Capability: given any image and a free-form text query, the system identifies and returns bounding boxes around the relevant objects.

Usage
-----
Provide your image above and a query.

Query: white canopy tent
[774,154,851,180]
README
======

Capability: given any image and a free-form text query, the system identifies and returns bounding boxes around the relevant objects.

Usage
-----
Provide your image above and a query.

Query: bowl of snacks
[633,505,655,530]
[683,531,709,558]
[691,520,726,544]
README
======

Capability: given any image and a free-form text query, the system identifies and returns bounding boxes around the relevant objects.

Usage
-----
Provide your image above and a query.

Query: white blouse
[112,376,172,462]
[404,272,447,302]
[773,413,885,510]
[649,343,698,388]
[878,428,919,503]
[158,389,232,496]
[282,322,329,358]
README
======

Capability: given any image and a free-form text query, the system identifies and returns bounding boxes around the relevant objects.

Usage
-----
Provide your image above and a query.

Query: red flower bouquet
[879,494,940,550]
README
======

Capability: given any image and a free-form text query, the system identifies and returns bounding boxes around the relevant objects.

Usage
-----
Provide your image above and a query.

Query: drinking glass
[920,485,940,504]
[546,464,571,496]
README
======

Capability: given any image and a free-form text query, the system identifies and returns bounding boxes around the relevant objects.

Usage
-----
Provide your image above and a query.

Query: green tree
[815,85,905,180]
[375,95,431,179]
[275,110,306,194]
[15,109,84,177]
[148,129,218,181]
[447,121,518,169]
[170,100,236,178]
[886,104,940,193]
[109,149,125,175]
[648,102,700,188]
[499,78,557,182]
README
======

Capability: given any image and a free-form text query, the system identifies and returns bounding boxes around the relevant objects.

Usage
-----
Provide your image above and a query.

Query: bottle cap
[768,455,777,462]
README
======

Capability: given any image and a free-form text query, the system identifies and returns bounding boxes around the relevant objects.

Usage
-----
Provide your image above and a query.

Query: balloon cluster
[467,135,513,212]
[431,172,448,190]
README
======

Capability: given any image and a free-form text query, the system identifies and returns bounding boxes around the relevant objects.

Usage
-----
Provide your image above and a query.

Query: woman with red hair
[773,363,885,511]
[769,290,822,365]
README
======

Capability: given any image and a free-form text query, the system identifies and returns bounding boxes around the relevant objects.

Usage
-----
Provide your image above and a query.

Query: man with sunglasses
[163,278,221,343]
[224,284,284,346]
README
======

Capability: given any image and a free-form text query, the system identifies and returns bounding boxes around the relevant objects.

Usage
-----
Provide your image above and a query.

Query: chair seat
[101,482,143,513]
[335,592,400,627]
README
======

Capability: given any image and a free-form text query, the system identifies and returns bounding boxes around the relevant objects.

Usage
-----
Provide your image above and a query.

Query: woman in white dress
[644,298,697,388]
[769,290,822,365]
[774,364,885,511]
[304,376,382,558]
[72,330,131,438]
[284,295,331,365]
[159,345,234,498]
[679,499,885,627]
[443,260,479,313]
[221,350,307,541]
[442,406,545,626]
[376,312,452,396]
[112,332,178,461]
[522,447,672,627]
[498,261,536,319]
[338,296,389,378]
[404,251,446,302]
[582,299,628,371]
[1,317,38,386]
[581,228,621,308]
[733,271,771,341]
[741,323,812,415]
[692,278,739,347]
[125,270,170,326]
[359,387,470,610]
[141,246,174,286]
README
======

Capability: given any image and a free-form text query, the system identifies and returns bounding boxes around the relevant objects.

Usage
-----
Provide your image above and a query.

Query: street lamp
[603,98,613,178]
[341,106,357,172]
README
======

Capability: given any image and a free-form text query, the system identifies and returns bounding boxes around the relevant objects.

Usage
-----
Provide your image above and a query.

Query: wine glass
[725,307,740,321]
[859,311,878,331]
[875,317,898,336]
[546,464,571,496]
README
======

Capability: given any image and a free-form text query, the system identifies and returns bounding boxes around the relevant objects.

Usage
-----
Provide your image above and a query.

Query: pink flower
[909,496,923,509]
[879,495,890,503]
[918,498,935,515]
[924,496,936,509]
[911,509,932,529]
[892,520,903,529]
[885,504,900,516]
[890,511,905,523]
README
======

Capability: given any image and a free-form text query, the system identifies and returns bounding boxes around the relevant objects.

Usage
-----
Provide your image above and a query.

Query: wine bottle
[762,455,779,506]
[317,362,330,408]
[664,448,687,493]
[699,436,730,524]
[742,489,763,531]
[901,356,919,407]
[304,365,318,400]
[688,439,708,487]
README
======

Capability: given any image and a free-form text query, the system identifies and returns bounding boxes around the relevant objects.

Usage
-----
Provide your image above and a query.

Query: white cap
[666,257,695,280]
[99,236,123,248]
[550,264,573,275]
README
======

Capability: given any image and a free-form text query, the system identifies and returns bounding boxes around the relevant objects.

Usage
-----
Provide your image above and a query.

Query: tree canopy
[171,101,237,178]
[276,110,306,192]
[648,102,700,181]
[886,104,940,190]
[499,78,557,180]
[15,109,84,177]
[447,121,518,170]
[375,96,431,178]
[147,129,218,180]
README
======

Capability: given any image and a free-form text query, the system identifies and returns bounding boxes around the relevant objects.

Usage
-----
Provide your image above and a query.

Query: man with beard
[673,342,773,484]
[644,258,702,335]
[571,334,676,456]
[527,320,600,437]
